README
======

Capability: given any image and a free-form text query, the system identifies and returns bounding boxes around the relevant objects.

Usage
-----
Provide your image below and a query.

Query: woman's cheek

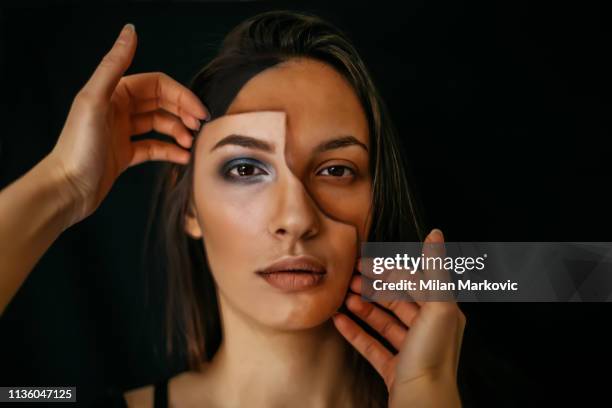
[196,180,269,286]
[200,176,269,234]
[307,181,373,242]
[195,170,364,328]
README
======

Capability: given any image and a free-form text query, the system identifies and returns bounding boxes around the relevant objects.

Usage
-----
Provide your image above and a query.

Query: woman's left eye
[317,165,355,178]
[221,158,269,182]
[226,163,267,178]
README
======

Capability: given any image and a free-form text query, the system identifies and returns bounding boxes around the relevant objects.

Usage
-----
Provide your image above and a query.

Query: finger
[345,292,408,351]
[119,72,210,121]
[131,110,193,149]
[357,256,380,280]
[129,139,191,167]
[357,256,414,301]
[350,274,420,327]
[332,313,395,386]
[131,97,201,131]
[355,253,424,308]
[422,228,455,303]
[357,256,422,300]
[455,308,466,374]
[420,229,463,377]
[83,24,137,101]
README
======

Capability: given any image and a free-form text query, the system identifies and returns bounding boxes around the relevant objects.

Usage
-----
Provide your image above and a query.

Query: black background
[1,1,611,407]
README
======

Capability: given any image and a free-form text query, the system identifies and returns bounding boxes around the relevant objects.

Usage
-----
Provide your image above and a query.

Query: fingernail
[429,228,444,240]
[120,23,135,40]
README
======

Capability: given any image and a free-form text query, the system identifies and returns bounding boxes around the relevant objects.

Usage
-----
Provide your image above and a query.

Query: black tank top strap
[153,376,169,408]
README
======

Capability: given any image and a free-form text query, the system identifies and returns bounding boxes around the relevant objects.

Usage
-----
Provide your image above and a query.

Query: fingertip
[173,148,191,165]
[426,228,444,242]
[187,100,210,121]
[87,23,137,99]
[331,312,345,325]
[346,293,363,310]
[119,23,136,40]
[114,24,136,49]
[350,274,362,291]
[181,135,193,149]
[198,106,212,122]
[355,256,362,271]
[332,312,354,333]
[183,115,201,131]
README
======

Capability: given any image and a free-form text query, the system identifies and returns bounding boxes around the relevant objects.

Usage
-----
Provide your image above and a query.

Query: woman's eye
[225,161,268,180]
[317,165,355,178]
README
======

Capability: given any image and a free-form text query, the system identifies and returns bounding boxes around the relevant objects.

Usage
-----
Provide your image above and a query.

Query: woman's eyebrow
[209,134,368,154]
[210,134,275,153]
[312,135,368,154]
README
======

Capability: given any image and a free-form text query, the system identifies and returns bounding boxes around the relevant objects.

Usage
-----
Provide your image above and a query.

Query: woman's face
[185,57,373,329]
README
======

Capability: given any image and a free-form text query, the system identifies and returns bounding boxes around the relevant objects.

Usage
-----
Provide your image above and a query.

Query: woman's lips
[257,270,326,292]
[257,255,327,291]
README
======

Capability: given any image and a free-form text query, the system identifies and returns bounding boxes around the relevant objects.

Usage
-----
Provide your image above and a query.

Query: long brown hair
[143,10,425,408]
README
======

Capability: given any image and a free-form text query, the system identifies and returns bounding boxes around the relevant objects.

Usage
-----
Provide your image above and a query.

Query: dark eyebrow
[313,135,369,154]
[210,134,275,153]
[210,134,368,154]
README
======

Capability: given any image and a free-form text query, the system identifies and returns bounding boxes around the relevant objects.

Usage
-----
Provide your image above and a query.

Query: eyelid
[220,157,358,182]
[316,164,357,177]
[221,157,270,180]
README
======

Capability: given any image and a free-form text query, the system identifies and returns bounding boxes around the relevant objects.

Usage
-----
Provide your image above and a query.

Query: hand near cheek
[332,229,466,408]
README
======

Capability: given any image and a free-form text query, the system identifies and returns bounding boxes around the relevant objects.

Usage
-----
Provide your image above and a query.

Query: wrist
[389,374,461,408]
[38,153,87,231]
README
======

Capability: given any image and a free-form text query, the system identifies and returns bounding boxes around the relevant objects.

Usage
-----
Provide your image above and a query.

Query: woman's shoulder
[90,381,157,408]
[122,369,210,408]
[123,383,154,408]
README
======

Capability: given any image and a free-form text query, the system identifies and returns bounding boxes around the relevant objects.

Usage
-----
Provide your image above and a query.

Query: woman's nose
[267,174,321,244]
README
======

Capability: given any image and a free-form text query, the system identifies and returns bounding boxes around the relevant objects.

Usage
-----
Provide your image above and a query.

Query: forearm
[0,154,77,315]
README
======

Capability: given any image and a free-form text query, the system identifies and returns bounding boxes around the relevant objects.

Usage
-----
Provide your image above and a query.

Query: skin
[0,24,465,407]
[178,56,374,406]
[186,60,374,323]
[0,24,207,316]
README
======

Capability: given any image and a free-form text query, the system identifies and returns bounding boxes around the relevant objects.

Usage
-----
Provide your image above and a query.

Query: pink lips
[257,255,327,292]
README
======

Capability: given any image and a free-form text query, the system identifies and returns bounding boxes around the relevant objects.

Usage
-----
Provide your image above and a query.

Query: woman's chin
[257,301,341,331]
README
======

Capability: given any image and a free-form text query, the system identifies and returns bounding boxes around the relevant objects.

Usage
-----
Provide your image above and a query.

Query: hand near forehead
[47,24,210,228]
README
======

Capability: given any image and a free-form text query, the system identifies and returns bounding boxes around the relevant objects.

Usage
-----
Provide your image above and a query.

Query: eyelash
[221,159,267,183]
[222,159,356,181]
[317,165,356,178]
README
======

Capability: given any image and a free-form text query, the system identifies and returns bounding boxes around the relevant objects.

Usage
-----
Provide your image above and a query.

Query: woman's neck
[197,296,355,408]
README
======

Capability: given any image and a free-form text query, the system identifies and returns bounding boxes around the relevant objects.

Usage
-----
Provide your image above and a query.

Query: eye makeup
[219,157,272,183]
[194,110,372,241]
[219,159,357,185]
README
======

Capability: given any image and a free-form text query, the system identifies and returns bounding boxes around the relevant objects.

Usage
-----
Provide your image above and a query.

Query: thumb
[83,23,137,101]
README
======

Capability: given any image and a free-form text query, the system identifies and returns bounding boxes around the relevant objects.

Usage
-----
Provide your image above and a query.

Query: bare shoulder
[122,384,154,408]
